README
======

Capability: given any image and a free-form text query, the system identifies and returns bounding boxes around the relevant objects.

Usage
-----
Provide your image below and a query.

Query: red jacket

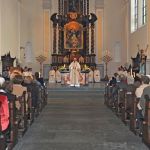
[0,95,9,131]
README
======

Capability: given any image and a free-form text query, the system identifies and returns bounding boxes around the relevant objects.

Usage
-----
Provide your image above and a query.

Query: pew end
[142,94,150,148]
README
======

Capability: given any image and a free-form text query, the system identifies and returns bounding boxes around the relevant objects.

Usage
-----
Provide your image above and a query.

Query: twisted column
[53,26,57,54]
[86,26,89,54]
[83,0,86,15]
[91,24,95,54]
[87,0,89,15]
[58,0,61,14]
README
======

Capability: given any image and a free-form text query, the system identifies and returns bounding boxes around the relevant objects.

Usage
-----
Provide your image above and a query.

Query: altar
[50,0,97,70]
[48,69,101,85]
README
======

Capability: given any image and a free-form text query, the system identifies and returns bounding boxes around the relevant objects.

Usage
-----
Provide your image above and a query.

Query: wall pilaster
[147,0,150,58]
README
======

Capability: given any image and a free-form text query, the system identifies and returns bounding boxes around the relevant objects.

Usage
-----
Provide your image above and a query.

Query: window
[142,0,147,25]
[131,0,138,32]
[130,0,147,33]
[134,0,138,29]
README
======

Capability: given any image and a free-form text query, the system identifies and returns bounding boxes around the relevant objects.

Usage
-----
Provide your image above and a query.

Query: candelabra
[36,55,47,77]
[102,50,112,81]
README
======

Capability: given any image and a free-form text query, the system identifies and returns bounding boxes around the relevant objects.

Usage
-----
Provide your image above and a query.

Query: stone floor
[13,83,149,150]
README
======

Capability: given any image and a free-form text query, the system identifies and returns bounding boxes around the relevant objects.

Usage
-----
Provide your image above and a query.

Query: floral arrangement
[82,64,90,71]
[58,64,67,71]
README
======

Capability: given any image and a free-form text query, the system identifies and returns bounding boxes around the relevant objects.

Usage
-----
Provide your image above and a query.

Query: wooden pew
[116,89,125,116]
[104,84,109,106]
[43,86,48,105]
[27,92,34,125]
[38,88,43,113]
[142,95,150,148]
[0,114,6,150]
[41,86,48,107]
[17,91,28,137]
[8,100,18,149]
[30,83,41,118]
[106,85,113,108]
[129,94,138,134]
[121,90,128,124]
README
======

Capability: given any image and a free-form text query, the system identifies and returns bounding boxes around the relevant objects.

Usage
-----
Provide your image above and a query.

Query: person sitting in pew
[140,79,150,116]
[109,73,118,86]
[112,74,127,96]
[2,81,16,103]
[34,72,45,87]
[135,75,150,107]
[111,74,128,108]
[12,75,27,110]
[136,76,150,134]
[0,77,10,148]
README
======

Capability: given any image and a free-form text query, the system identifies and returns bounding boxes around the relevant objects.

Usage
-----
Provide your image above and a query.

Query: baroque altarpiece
[50,0,97,69]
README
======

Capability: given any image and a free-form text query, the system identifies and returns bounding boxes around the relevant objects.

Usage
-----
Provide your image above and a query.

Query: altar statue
[69,57,81,87]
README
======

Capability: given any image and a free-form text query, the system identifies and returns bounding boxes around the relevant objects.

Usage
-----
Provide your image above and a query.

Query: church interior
[0,0,150,150]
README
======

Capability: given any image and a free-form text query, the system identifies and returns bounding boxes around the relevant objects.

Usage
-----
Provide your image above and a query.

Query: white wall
[0,0,44,73]
[129,26,147,59]
[20,0,44,73]
[103,0,126,76]
[0,0,20,58]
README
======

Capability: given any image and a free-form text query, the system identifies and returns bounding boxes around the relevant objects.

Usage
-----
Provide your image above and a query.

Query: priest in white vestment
[69,58,81,87]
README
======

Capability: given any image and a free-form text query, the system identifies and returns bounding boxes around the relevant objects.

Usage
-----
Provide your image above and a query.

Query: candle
[130,68,132,76]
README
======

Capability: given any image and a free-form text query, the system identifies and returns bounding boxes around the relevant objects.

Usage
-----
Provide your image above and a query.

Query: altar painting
[64,21,83,49]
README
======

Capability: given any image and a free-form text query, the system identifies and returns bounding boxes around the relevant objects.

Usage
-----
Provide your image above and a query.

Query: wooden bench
[16,91,28,137]
[116,89,125,116]
[129,94,138,134]
[0,114,6,150]
[27,92,34,125]
[142,94,150,148]
[8,99,18,149]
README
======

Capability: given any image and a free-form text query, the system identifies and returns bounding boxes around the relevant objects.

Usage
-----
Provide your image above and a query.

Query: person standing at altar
[69,57,81,87]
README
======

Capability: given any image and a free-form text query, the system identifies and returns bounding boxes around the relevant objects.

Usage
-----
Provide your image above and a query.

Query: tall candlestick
[130,68,132,76]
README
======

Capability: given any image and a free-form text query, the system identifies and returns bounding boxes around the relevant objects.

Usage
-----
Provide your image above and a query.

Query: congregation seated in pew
[104,64,150,148]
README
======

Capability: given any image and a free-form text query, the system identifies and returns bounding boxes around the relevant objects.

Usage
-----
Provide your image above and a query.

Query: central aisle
[14,85,148,150]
